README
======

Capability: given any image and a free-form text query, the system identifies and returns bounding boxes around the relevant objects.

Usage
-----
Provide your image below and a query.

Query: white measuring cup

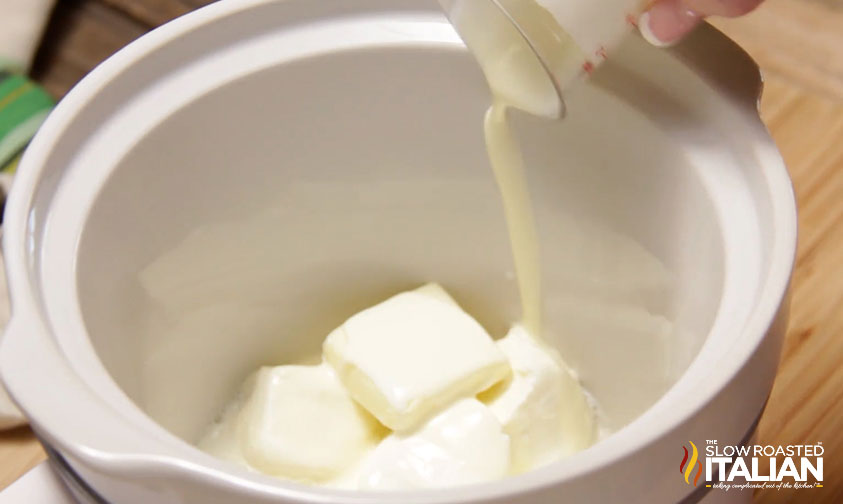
[439,0,649,118]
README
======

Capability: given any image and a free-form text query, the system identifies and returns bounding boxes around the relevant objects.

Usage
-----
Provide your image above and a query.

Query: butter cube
[357,398,510,489]
[481,325,595,473]
[323,284,510,431]
[237,364,385,482]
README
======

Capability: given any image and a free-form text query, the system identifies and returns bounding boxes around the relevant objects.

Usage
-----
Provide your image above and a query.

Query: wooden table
[1,0,842,502]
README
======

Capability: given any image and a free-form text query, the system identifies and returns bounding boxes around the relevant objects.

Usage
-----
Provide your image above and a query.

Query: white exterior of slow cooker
[0,0,795,503]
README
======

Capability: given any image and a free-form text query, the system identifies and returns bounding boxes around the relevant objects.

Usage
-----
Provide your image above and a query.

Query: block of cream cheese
[357,398,510,489]
[323,284,510,431]
[481,325,595,473]
[227,364,385,482]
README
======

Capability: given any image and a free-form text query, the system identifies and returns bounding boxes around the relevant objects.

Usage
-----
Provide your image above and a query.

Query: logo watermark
[679,441,703,487]
[679,440,824,491]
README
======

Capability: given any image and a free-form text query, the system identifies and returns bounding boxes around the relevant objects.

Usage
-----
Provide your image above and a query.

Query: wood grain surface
[2,0,842,501]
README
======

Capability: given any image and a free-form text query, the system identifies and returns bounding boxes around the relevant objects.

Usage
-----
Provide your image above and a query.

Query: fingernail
[638,12,673,47]
[639,1,704,47]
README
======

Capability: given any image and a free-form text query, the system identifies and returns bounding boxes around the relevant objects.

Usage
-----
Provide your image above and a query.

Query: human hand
[640,0,764,46]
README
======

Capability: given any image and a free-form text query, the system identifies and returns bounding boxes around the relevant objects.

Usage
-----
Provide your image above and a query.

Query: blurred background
[0,0,842,502]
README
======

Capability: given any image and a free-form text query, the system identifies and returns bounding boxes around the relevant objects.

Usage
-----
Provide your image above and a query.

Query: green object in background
[0,69,54,173]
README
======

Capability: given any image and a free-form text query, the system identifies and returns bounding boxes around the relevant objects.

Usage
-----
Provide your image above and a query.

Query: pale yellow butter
[356,398,510,490]
[323,284,511,431]
[481,325,595,473]
[231,364,384,482]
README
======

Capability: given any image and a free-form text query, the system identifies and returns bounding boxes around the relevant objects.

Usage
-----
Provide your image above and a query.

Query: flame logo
[679,441,703,486]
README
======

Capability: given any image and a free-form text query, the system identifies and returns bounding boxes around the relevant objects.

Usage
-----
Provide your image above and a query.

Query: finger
[683,0,763,17]
[639,0,704,47]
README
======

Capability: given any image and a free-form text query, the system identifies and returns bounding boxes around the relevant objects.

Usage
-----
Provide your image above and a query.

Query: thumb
[639,0,704,47]
[639,0,763,47]
[684,0,763,17]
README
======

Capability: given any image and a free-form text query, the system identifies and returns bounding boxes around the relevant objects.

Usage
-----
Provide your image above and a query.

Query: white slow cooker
[0,0,796,502]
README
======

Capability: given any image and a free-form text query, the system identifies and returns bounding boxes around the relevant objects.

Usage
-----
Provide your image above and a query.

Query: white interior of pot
[68,17,747,448]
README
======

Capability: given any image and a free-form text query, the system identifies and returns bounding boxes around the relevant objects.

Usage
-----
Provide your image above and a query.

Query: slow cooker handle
[0,312,175,462]
[0,175,29,430]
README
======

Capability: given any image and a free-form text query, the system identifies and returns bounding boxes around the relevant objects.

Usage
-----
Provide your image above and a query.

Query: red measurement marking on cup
[596,46,608,61]
[626,13,638,27]
[582,61,595,75]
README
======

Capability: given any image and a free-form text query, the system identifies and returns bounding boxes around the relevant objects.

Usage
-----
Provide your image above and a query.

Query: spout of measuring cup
[436,0,566,118]
[438,0,652,119]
